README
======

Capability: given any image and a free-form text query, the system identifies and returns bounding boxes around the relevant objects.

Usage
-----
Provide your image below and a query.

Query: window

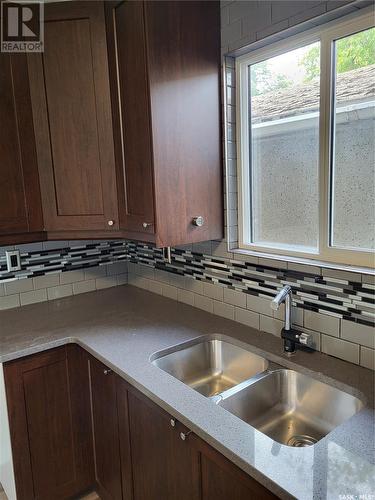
[236,11,374,268]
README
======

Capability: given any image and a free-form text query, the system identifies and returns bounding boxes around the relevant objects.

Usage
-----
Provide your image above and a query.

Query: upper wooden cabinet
[27,2,119,233]
[0,54,43,242]
[1,0,223,247]
[106,0,223,247]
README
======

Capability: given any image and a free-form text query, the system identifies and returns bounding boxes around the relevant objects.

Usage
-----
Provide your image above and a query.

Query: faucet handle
[299,332,313,347]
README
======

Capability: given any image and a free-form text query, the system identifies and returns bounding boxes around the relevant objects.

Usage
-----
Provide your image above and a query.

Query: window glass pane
[330,27,375,251]
[249,42,320,252]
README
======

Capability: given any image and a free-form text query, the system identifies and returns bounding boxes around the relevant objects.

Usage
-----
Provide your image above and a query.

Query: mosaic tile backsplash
[126,242,374,327]
[0,240,127,282]
[0,239,374,369]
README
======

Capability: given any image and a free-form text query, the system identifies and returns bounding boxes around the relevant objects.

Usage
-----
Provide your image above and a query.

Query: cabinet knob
[192,216,204,227]
[142,222,153,228]
[180,430,192,441]
[103,369,112,375]
[170,418,176,427]
[108,220,115,226]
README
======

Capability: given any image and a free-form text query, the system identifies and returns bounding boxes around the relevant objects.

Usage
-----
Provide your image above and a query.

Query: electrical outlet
[5,250,21,272]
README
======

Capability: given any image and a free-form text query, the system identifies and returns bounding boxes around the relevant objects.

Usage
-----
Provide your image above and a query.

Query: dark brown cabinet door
[0,53,43,240]
[195,437,278,500]
[106,1,155,239]
[116,377,134,500]
[128,388,200,500]
[28,1,118,233]
[145,0,223,247]
[106,0,223,247]
[89,356,122,500]
[3,346,94,500]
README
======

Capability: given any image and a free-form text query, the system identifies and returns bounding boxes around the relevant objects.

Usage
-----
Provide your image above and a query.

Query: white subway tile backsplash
[116,274,128,286]
[60,270,85,285]
[20,289,48,306]
[235,307,259,329]
[5,278,33,295]
[72,280,96,295]
[98,275,121,290]
[362,274,375,285]
[148,280,163,295]
[224,287,246,308]
[247,294,272,317]
[42,240,70,250]
[304,310,340,337]
[128,275,149,291]
[154,269,172,284]
[17,242,44,253]
[323,268,362,283]
[211,240,233,260]
[241,3,272,35]
[260,315,283,337]
[360,346,375,370]
[273,302,303,327]
[0,294,20,310]
[299,327,321,351]
[177,288,194,306]
[221,18,242,45]
[256,18,289,40]
[84,265,107,280]
[341,320,375,349]
[288,3,327,26]
[0,242,128,311]
[321,335,359,364]
[213,300,235,320]
[33,273,60,290]
[107,262,128,277]
[183,277,204,295]
[194,294,214,313]
[258,257,288,270]
[288,262,321,276]
[162,284,178,300]
[168,273,186,289]
[47,284,73,300]
[192,241,212,256]
[203,282,224,301]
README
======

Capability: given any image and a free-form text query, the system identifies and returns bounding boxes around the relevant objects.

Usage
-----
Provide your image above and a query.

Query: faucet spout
[270,285,313,354]
[271,285,292,330]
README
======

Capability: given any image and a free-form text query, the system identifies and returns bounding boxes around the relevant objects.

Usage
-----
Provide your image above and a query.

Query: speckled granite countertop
[1,285,374,499]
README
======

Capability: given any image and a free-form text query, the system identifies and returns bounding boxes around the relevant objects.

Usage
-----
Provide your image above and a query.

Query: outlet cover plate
[5,250,21,272]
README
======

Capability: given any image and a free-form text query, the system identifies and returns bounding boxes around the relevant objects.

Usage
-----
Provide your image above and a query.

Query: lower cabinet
[195,438,278,500]
[4,347,278,500]
[127,388,200,500]
[3,345,94,500]
[89,356,123,500]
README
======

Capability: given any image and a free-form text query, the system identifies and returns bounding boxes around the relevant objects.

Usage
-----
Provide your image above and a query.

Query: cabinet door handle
[107,220,115,226]
[142,222,153,228]
[180,430,192,441]
[103,369,112,375]
[192,216,204,227]
[170,418,176,427]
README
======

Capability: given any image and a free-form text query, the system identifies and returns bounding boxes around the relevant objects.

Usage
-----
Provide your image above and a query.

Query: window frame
[235,9,374,269]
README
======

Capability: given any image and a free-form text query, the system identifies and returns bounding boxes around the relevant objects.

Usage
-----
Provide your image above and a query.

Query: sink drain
[287,435,318,447]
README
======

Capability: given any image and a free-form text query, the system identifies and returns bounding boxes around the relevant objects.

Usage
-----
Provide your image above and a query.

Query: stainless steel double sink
[152,337,363,447]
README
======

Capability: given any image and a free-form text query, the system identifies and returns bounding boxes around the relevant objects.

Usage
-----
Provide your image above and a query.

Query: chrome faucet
[270,286,312,354]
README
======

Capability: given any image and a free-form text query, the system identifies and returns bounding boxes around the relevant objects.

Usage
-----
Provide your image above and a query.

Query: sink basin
[219,369,363,446]
[152,338,268,397]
